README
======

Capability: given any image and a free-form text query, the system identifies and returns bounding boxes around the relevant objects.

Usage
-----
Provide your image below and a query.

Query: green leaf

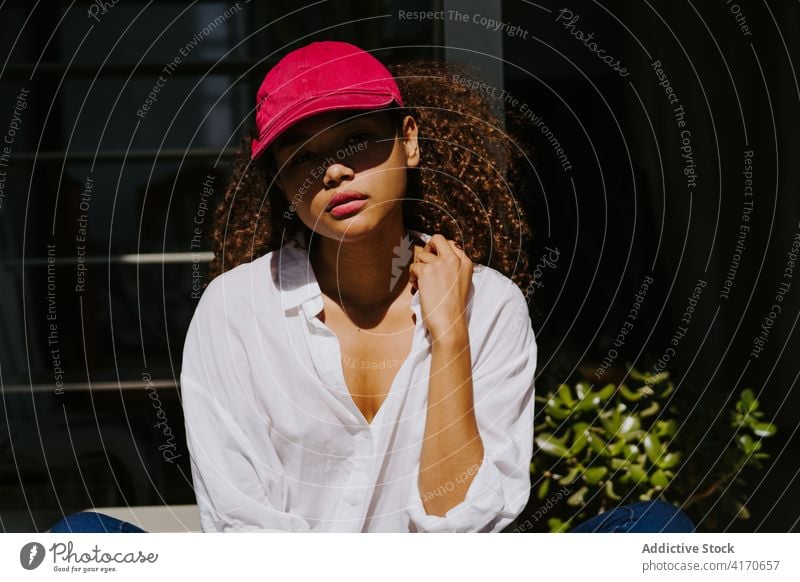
[654,419,677,438]
[640,401,660,417]
[740,435,762,455]
[573,421,591,434]
[650,469,669,488]
[587,435,608,457]
[545,401,572,421]
[643,433,664,465]
[558,465,583,485]
[544,418,560,431]
[659,382,675,398]
[557,383,574,407]
[583,466,608,486]
[605,480,622,500]
[637,385,656,396]
[628,367,669,386]
[575,395,602,412]
[536,434,569,458]
[622,443,641,461]
[738,434,753,452]
[537,478,550,500]
[608,435,629,457]
[737,388,759,415]
[568,422,590,455]
[628,367,646,381]
[548,517,571,533]
[655,451,682,470]
[600,407,622,434]
[619,415,641,435]
[610,458,629,470]
[567,485,588,507]
[608,439,627,456]
[627,464,648,484]
[647,371,670,385]
[737,503,751,520]
[619,384,645,401]
[752,422,777,438]
[569,435,589,456]
[596,383,616,401]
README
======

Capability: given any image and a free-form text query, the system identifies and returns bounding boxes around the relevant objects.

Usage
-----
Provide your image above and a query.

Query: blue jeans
[48,500,694,533]
[48,512,146,533]
[569,500,695,533]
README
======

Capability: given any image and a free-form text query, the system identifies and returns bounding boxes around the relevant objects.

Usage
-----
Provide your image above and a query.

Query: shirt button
[345,492,359,505]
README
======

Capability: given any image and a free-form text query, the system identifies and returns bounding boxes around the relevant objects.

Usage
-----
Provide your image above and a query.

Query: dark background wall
[0,0,797,532]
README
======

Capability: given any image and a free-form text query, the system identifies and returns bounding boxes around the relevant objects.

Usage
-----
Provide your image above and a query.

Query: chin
[319,216,389,243]
[328,222,380,241]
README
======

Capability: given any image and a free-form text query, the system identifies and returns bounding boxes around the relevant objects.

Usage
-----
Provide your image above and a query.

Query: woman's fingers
[414,251,439,263]
[411,235,471,292]
[423,234,457,260]
[421,234,466,263]
[408,262,421,293]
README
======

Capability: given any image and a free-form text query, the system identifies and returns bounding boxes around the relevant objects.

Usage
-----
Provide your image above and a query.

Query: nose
[323,162,354,188]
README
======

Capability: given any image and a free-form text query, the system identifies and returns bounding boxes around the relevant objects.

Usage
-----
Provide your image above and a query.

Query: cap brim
[251,92,397,161]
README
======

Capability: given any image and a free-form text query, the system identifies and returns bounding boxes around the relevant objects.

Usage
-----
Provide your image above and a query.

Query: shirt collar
[277,228,431,318]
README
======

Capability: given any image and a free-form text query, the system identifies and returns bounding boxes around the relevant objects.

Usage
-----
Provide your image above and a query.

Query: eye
[289,151,315,165]
[345,131,370,146]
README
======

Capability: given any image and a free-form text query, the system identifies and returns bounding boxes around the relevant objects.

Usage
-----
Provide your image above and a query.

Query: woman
[48,41,693,534]
[180,40,537,533]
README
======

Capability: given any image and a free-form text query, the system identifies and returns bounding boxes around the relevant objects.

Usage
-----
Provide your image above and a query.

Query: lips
[326,191,368,212]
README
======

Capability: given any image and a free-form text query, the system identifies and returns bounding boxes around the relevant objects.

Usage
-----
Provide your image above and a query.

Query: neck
[308,216,418,313]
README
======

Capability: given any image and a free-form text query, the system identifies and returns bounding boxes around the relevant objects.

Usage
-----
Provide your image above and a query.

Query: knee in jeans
[635,500,694,531]
[643,500,684,517]
[49,511,127,533]
[48,511,91,532]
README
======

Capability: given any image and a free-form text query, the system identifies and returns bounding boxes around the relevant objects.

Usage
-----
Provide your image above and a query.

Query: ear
[401,115,420,168]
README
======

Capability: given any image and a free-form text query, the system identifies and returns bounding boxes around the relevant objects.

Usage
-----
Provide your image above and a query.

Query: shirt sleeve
[407,273,537,533]
[180,277,311,533]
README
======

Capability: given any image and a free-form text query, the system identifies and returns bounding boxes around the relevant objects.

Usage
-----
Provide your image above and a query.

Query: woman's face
[269,109,419,241]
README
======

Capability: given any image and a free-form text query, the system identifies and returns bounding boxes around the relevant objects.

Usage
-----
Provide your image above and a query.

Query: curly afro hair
[207,58,537,302]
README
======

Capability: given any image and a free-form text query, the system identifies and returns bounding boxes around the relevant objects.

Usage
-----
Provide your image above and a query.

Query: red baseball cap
[250,41,403,161]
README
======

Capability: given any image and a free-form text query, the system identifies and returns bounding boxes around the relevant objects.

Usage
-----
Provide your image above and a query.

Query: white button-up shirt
[180,228,538,532]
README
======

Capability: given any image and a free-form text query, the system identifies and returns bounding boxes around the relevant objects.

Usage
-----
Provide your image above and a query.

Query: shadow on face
[269,109,402,194]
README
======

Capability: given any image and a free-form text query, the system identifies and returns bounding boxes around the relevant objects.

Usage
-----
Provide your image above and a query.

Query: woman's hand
[408,234,473,342]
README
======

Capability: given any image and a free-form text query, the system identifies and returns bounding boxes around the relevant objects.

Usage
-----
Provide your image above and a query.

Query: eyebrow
[273,115,376,156]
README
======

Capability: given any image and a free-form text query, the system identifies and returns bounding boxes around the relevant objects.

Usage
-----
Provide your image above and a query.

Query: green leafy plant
[528,367,777,532]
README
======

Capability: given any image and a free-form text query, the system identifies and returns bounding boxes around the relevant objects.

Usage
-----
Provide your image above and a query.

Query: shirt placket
[299,290,430,530]
[301,297,350,399]
[297,299,367,530]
